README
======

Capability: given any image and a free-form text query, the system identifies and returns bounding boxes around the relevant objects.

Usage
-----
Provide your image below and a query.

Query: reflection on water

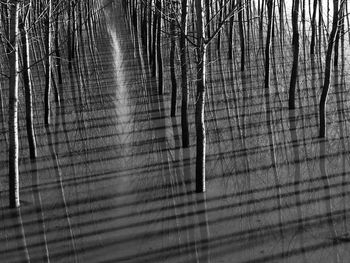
[0,0,350,262]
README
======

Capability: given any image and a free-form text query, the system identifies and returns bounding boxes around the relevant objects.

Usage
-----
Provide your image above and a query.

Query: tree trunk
[180,0,190,148]
[333,6,343,67]
[44,0,52,126]
[319,0,340,138]
[8,0,20,208]
[156,0,163,95]
[170,2,177,117]
[279,0,284,47]
[310,0,318,55]
[55,3,63,88]
[288,0,300,109]
[19,3,37,161]
[238,0,245,71]
[151,0,157,76]
[265,0,273,92]
[227,0,235,60]
[195,0,206,193]
[67,1,73,70]
[147,0,152,64]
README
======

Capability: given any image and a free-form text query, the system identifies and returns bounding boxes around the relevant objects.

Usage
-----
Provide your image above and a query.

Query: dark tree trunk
[279,0,285,47]
[319,0,340,138]
[180,0,190,148]
[195,0,206,193]
[310,0,318,55]
[19,6,37,161]
[156,0,163,95]
[148,0,152,64]
[151,1,157,76]
[170,3,177,117]
[238,0,245,71]
[67,1,73,70]
[54,2,63,102]
[265,0,273,90]
[288,0,300,109]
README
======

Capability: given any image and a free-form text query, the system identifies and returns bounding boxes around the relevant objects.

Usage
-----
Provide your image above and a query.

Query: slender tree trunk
[141,2,147,49]
[227,0,235,60]
[195,0,206,193]
[333,6,343,67]
[67,1,73,70]
[71,1,76,61]
[170,2,177,117]
[319,0,340,137]
[19,3,37,161]
[156,0,163,94]
[346,1,350,46]
[238,0,245,71]
[259,0,264,43]
[204,0,210,42]
[44,0,52,126]
[265,0,273,92]
[8,0,20,208]
[55,3,63,88]
[288,0,300,109]
[180,0,190,148]
[310,0,318,55]
[1,4,10,54]
[216,0,224,51]
[151,0,157,76]
[148,0,153,64]
[279,0,285,47]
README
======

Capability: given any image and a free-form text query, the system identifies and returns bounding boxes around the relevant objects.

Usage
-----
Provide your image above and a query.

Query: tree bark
[265,0,273,92]
[195,0,206,193]
[8,0,20,208]
[147,0,153,64]
[156,0,163,95]
[333,6,343,67]
[227,0,235,60]
[180,0,190,148]
[170,2,177,117]
[44,0,52,126]
[288,0,300,109]
[151,0,157,76]
[319,0,340,137]
[310,0,318,55]
[238,0,245,71]
[19,3,37,161]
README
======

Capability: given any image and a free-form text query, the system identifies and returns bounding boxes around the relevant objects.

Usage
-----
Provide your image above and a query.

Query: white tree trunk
[8,0,20,208]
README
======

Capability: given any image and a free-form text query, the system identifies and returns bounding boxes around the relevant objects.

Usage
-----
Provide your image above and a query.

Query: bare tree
[319,0,341,137]
[310,0,318,55]
[156,0,163,94]
[19,0,37,161]
[288,0,300,109]
[238,0,245,71]
[170,1,178,117]
[180,0,190,148]
[8,0,20,208]
[194,0,206,193]
[44,0,53,126]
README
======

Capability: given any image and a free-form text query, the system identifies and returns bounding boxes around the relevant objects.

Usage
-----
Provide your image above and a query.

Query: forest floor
[1,1,350,262]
